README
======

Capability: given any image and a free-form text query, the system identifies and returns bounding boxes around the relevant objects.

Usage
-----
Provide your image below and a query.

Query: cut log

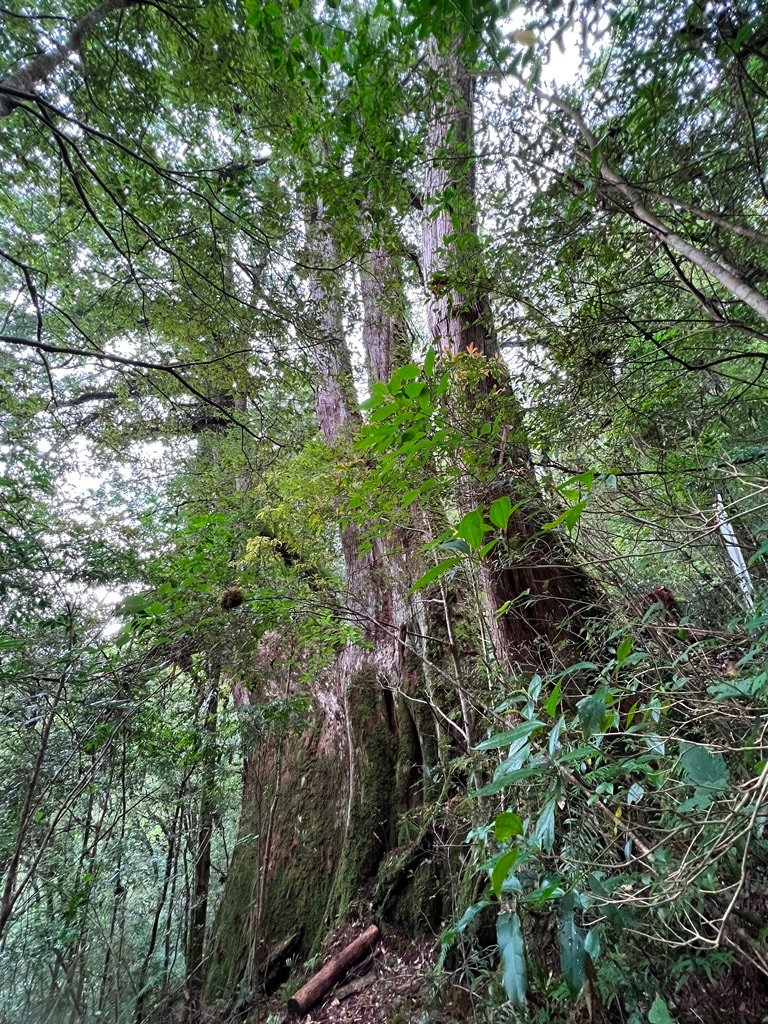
[286,925,381,1016]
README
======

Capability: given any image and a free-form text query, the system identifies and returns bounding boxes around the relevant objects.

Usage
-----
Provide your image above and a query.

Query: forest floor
[266,926,436,1024]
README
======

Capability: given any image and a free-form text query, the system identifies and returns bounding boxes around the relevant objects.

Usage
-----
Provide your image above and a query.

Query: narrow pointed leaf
[497,912,527,1007]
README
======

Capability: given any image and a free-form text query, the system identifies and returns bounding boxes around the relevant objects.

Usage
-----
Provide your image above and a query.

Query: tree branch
[540,89,768,323]
[0,0,141,118]
[0,334,260,439]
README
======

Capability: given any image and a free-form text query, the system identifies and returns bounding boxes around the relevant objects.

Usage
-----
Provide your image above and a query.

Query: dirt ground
[266,926,435,1024]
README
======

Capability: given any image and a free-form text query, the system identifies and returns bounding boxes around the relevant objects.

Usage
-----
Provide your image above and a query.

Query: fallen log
[287,925,381,1016]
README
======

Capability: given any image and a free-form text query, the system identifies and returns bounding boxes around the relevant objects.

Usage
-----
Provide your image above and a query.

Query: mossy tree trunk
[422,36,603,665]
[204,209,441,1005]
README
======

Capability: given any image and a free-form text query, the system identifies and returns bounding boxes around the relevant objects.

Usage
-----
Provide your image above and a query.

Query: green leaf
[389,364,420,391]
[455,508,487,548]
[423,348,436,376]
[584,926,601,961]
[0,636,25,650]
[409,557,460,593]
[497,912,527,1007]
[471,763,545,797]
[677,742,728,790]
[474,719,545,751]
[616,637,632,664]
[577,690,608,738]
[532,795,556,852]
[532,794,557,851]
[489,496,513,530]
[648,995,676,1024]
[404,380,424,399]
[543,499,587,533]
[557,660,599,677]
[117,592,154,616]
[491,848,519,896]
[544,682,562,718]
[559,892,586,994]
[442,899,490,945]
[494,811,523,842]
[439,538,471,554]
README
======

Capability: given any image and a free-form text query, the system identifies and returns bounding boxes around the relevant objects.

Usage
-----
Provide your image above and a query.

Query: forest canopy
[1,1,767,1023]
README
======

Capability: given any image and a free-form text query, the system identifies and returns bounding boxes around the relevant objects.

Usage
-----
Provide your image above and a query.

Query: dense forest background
[1,1,768,1022]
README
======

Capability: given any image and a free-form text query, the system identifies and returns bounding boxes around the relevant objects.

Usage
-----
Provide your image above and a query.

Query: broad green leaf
[455,509,486,548]
[439,538,471,554]
[389,364,420,391]
[117,592,154,616]
[557,661,599,677]
[489,496,513,529]
[423,348,436,376]
[491,848,519,896]
[577,690,608,738]
[584,926,601,961]
[497,912,527,1007]
[677,742,728,790]
[409,558,460,593]
[494,811,523,841]
[474,719,545,751]
[616,637,632,664]
[543,499,587,532]
[471,763,545,797]
[532,795,556,852]
[369,401,398,422]
[494,739,531,778]
[544,682,562,718]
[441,899,490,945]
[648,995,676,1023]
[559,892,586,994]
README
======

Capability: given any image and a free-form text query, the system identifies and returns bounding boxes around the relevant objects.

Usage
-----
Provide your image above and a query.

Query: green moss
[258,739,346,954]
[204,839,259,1001]
[205,656,447,1005]
[327,665,397,917]
[204,721,347,1002]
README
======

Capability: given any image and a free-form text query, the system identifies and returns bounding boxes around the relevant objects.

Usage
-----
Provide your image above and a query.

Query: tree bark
[185,663,220,1015]
[422,38,602,663]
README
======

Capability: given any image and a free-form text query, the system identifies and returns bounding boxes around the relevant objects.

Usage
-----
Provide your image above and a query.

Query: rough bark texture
[422,38,602,664]
[360,247,411,382]
[204,213,440,1007]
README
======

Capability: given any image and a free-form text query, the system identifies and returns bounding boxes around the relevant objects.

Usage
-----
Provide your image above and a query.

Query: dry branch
[286,925,380,1017]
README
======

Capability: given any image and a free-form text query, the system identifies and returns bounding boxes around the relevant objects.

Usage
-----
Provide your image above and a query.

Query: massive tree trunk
[204,213,442,1005]
[422,38,602,665]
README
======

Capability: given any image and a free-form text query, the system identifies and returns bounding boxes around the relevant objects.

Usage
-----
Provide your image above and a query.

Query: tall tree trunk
[134,782,187,1023]
[185,661,220,1016]
[422,38,602,665]
[203,216,445,1004]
